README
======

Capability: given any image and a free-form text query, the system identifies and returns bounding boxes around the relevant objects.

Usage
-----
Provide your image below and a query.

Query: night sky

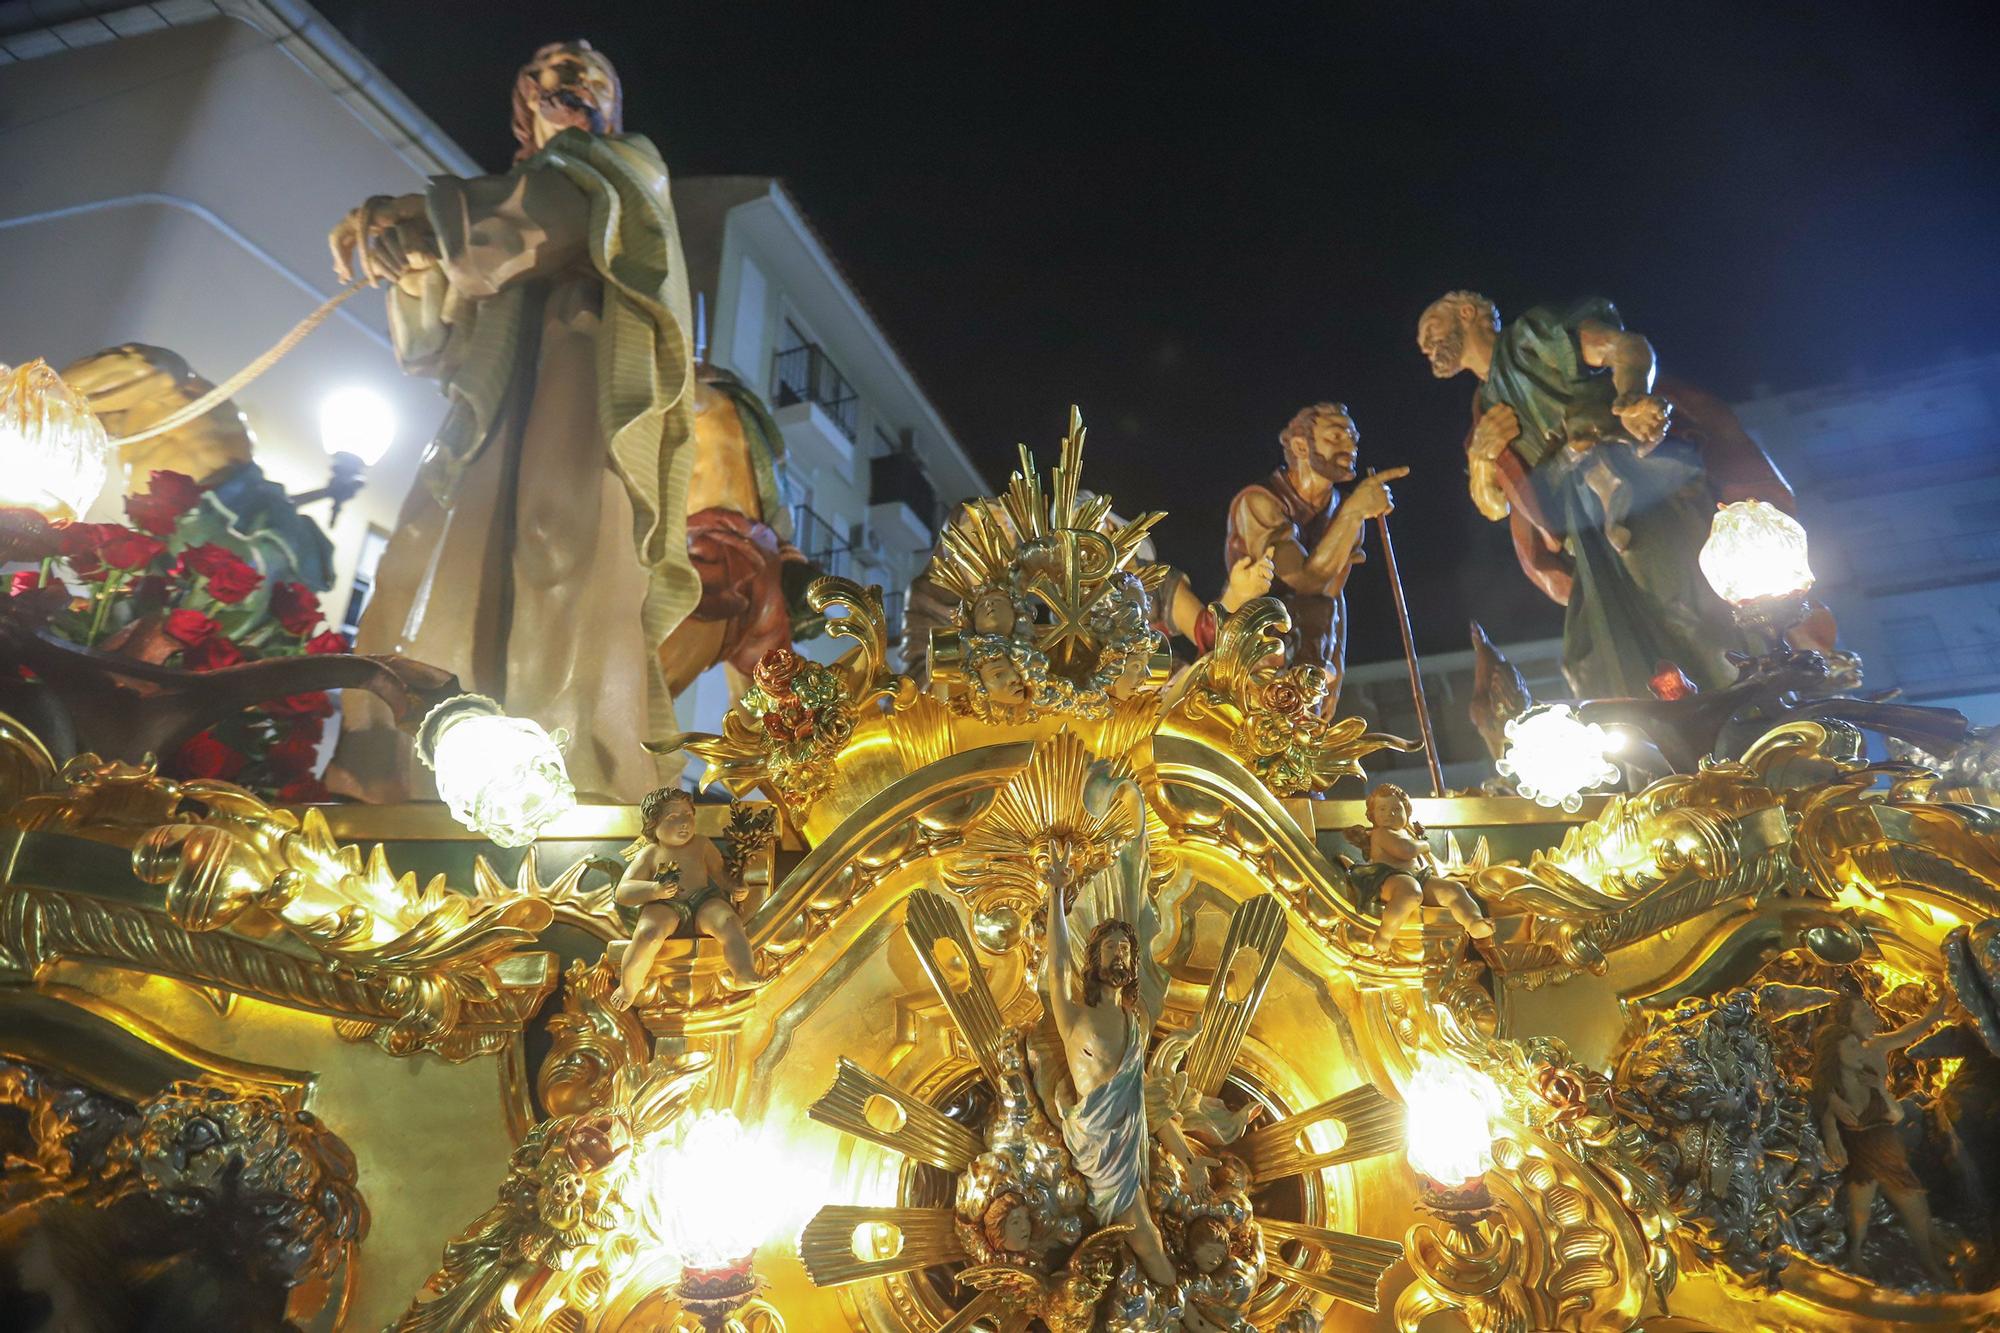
[313,1,2000,665]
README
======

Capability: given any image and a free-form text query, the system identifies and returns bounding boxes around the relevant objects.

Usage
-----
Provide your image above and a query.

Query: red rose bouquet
[3,470,347,798]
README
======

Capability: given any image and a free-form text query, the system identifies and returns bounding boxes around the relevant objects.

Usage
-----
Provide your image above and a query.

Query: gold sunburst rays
[1183,894,1288,1099]
[942,732,1139,915]
[798,1205,965,1287]
[1261,1221,1404,1311]
[1235,1084,1405,1181]
[807,1058,983,1172]
[933,408,1165,607]
[904,889,1012,1085]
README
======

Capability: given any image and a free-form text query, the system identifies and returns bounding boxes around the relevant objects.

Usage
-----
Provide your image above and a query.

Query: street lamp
[416,694,576,848]
[1404,1052,1503,1198]
[641,1109,779,1330]
[1496,704,1621,812]
[1698,499,1815,651]
[0,359,114,520]
[298,386,396,522]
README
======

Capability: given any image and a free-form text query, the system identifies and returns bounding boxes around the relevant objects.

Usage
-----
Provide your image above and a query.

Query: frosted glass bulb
[424,698,575,847]
[1404,1053,1503,1187]
[1699,500,1814,606]
[1497,705,1621,813]
[0,360,113,520]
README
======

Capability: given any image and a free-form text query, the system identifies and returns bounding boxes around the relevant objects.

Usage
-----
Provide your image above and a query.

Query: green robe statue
[1478,299,1753,698]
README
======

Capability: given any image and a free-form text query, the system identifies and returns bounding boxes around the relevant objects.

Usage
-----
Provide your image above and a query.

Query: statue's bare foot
[1605,523,1631,553]
[723,966,772,992]
[607,983,636,1011]
[1465,918,1495,939]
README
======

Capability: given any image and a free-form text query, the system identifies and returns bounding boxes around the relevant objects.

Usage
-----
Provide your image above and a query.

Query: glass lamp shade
[641,1110,769,1271]
[419,695,575,848]
[1699,499,1814,606]
[317,386,396,467]
[0,359,114,520]
[1404,1052,1503,1187]
[1496,705,1621,813]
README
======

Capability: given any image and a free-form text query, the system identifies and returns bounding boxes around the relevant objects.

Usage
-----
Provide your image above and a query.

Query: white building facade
[671,175,985,733]
[0,0,470,609]
[1,8,983,744]
[1734,354,2000,723]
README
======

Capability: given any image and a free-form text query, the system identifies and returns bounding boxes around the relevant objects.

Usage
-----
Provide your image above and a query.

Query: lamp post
[643,1109,785,1332]
[296,386,396,523]
[1399,1053,1519,1331]
[1698,499,1816,658]
[0,359,115,520]
[416,694,576,848]
[1496,704,1622,812]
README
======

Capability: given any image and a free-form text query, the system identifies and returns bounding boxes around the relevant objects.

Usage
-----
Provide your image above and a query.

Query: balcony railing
[791,502,854,580]
[772,343,859,442]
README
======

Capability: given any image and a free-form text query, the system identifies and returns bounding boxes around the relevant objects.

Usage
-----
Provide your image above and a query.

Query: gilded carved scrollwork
[1162,596,1417,796]
[395,1055,710,1333]
[0,1058,366,1325]
[2,756,557,1060]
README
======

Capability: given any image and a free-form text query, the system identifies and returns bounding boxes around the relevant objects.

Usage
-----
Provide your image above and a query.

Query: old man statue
[1224,403,1403,707]
[326,40,696,801]
[1418,291,1810,699]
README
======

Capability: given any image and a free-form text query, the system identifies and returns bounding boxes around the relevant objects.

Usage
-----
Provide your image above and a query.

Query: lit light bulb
[0,359,113,520]
[1404,1052,1503,1187]
[641,1109,773,1271]
[1496,704,1621,813]
[1699,499,1814,607]
[317,386,397,467]
[418,695,575,847]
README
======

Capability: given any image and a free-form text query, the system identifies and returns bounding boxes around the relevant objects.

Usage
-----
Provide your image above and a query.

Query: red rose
[269,581,322,636]
[147,470,202,512]
[203,560,263,604]
[172,730,246,781]
[164,609,222,646]
[9,570,44,596]
[181,541,255,578]
[266,732,321,779]
[304,630,349,656]
[124,471,203,536]
[263,691,334,721]
[56,521,113,559]
[754,646,804,696]
[98,527,167,572]
[277,777,331,804]
[182,635,244,671]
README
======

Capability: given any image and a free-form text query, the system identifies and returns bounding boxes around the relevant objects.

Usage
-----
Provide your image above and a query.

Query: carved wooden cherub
[1811,991,1953,1285]
[1345,783,1493,954]
[608,788,763,1008]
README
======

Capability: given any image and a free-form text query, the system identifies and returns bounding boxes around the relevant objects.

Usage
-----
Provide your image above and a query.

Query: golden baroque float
[2,414,1997,1332]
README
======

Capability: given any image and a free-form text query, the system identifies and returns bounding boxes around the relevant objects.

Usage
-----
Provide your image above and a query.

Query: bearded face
[1419,308,1467,379]
[513,43,621,158]
[1080,920,1144,1000]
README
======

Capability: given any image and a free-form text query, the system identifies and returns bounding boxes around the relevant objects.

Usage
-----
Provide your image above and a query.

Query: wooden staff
[1368,468,1445,796]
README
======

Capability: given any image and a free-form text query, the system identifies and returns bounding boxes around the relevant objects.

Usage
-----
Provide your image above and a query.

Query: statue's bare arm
[1578,319,1670,447]
[1043,852,1080,1038]
[615,845,669,906]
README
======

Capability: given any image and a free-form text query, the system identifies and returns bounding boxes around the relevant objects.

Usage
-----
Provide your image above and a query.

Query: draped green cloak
[1478,301,1750,698]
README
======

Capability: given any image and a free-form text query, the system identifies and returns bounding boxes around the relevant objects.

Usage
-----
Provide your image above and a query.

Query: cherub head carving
[511,41,622,159]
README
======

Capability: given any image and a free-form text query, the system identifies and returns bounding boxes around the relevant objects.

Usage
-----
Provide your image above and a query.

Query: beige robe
[331,131,695,803]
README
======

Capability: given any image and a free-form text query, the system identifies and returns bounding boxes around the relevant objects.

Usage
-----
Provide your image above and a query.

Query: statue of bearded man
[326,41,697,801]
